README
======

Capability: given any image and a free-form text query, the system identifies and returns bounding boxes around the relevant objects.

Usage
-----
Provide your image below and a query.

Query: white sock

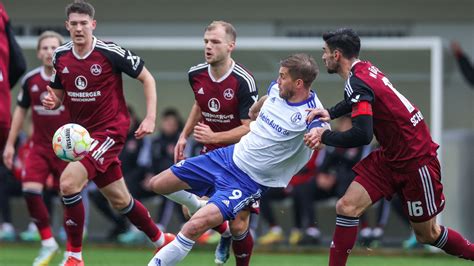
[153,232,165,248]
[41,237,58,248]
[69,251,82,261]
[148,232,194,266]
[165,191,201,214]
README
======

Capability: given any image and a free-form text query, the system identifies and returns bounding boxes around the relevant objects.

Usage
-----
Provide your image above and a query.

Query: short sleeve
[104,42,145,78]
[347,75,375,104]
[50,52,64,90]
[235,68,259,120]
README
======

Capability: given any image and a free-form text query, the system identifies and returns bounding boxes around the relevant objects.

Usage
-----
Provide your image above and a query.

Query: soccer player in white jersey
[147,53,328,266]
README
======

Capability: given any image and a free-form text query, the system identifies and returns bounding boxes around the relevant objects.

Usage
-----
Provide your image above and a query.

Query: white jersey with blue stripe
[233,82,327,187]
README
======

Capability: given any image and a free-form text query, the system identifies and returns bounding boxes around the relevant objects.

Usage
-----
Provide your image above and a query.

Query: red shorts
[353,151,445,222]
[0,126,8,151]
[80,132,124,188]
[22,143,67,190]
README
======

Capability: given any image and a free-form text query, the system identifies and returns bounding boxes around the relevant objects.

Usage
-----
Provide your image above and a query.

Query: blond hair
[37,31,64,51]
[205,21,237,42]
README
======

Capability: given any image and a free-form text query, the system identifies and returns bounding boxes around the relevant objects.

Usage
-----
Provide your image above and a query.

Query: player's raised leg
[329,180,374,266]
[149,203,224,266]
[59,162,89,265]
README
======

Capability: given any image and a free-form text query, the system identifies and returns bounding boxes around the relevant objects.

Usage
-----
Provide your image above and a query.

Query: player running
[304,28,474,265]
[42,1,172,265]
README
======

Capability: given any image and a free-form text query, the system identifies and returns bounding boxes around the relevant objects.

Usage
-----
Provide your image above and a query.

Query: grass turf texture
[1,243,472,265]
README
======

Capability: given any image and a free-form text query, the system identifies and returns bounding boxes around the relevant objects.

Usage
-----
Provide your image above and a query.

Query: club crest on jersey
[90,64,102,76]
[208,98,221,112]
[75,75,88,90]
[290,112,303,124]
[223,88,234,100]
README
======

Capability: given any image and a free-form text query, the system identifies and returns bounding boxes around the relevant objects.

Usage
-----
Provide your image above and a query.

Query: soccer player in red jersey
[169,21,258,266]
[3,31,68,266]
[42,1,172,265]
[304,28,474,265]
[0,1,26,168]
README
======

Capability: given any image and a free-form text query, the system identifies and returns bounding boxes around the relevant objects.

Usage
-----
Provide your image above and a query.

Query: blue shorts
[170,145,268,220]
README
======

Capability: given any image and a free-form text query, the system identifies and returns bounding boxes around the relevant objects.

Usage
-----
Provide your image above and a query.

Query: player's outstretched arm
[2,106,27,169]
[42,86,64,110]
[135,66,157,139]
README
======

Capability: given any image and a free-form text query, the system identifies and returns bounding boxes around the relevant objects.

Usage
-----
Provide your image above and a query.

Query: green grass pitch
[0,243,472,265]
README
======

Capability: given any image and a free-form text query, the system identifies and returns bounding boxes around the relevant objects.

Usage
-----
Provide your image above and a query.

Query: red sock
[232,230,253,266]
[213,221,229,235]
[433,226,474,260]
[24,191,53,240]
[329,215,359,266]
[121,199,162,242]
[62,193,85,252]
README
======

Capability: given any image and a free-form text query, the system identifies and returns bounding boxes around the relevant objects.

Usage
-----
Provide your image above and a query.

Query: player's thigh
[182,203,224,240]
[149,168,192,195]
[59,161,88,195]
[229,209,250,236]
[22,148,50,186]
[398,159,445,223]
[99,177,131,210]
[409,216,441,244]
[336,180,373,217]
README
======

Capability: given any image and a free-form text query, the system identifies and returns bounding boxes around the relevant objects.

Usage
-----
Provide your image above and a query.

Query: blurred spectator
[451,41,474,87]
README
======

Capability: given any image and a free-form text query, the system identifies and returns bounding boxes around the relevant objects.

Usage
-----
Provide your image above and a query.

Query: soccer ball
[52,123,92,162]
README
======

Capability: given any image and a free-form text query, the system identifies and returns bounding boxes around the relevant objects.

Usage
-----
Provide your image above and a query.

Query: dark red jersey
[347,61,438,170]
[50,37,144,138]
[188,61,258,152]
[18,67,70,148]
[0,3,10,127]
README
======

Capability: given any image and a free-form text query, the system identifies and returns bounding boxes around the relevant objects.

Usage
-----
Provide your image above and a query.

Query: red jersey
[18,67,70,148]
[188,61,258,152]
[347,61,438,170]
[50,37,144,138]
[0,3,10,127]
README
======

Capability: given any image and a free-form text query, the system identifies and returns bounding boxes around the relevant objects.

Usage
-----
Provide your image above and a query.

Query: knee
[60,174,81,195]
[414,225,441,244]
[109,195,132,211]
[230,219,248,236]
[182,219,207,240]
[335,197,361,217]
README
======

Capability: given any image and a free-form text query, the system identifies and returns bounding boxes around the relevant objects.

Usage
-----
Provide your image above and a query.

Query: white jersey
[233,82,328,187]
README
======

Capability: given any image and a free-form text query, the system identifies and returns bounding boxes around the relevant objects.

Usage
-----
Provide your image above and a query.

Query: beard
[279,89,294,100]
